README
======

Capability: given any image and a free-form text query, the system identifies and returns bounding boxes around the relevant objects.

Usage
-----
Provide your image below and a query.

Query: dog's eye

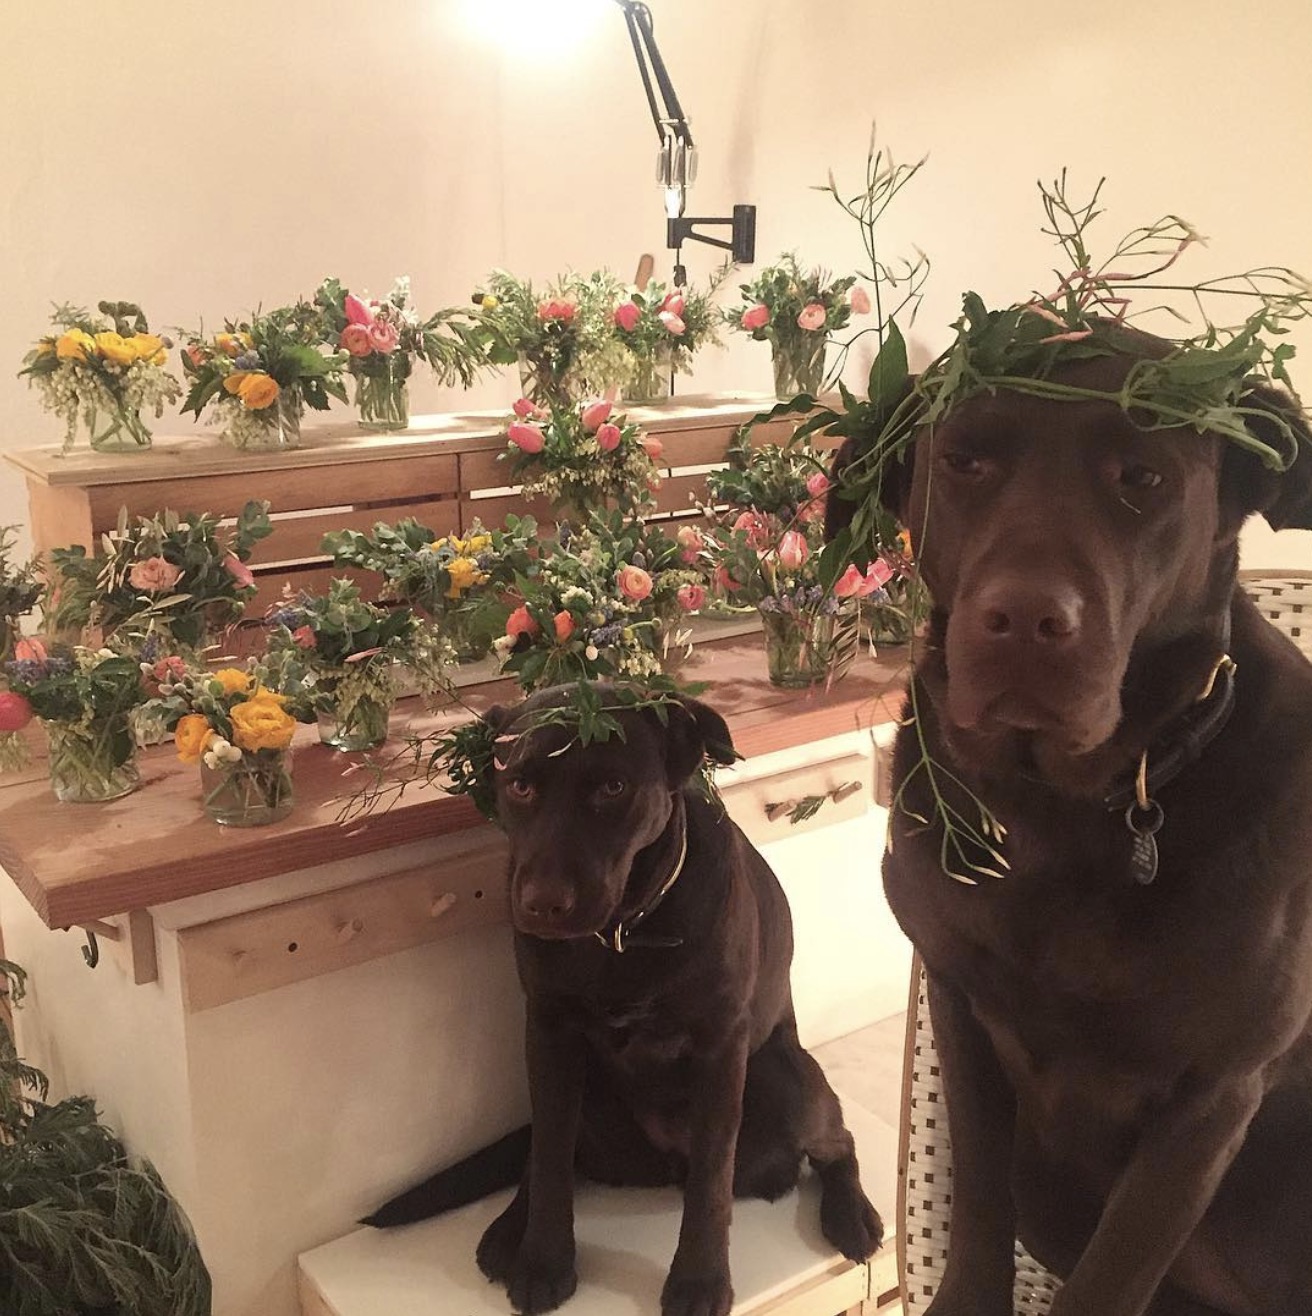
[597,779,627,799]
[505,776,536,803]
[941,450,984,478]
[1120,464,1163,490]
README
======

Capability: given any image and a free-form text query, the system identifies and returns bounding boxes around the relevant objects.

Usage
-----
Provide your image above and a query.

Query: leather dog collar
[594,802,688,954]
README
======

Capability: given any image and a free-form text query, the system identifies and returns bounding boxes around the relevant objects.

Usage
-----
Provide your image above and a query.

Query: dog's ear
[1220,383,1312,532]
[661,696,738,788]
[477,703,513,788]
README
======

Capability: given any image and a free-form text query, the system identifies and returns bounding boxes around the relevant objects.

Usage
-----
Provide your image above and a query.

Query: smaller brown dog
[366,685,880,1316]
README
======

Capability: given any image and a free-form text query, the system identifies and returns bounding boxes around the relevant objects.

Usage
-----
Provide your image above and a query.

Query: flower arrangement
[729,255,861,399]
[0,642,146,798]
[472,269,630,408]
[320,515,537,662]
[313,276,485,431]
[493,511,702,690]
[145,654,315,826]
[264,578,451,750]
[611,275,725,402]
[502,397,663,518]
[18,301,181,453]
[180,303,347,450]
[0,526,41,662]
[43,501,272,654]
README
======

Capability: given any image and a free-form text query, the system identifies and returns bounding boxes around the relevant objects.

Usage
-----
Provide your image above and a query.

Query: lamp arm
[614,1,695,148]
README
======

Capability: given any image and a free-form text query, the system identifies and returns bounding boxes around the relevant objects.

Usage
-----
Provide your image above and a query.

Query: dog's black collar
[594,802,688,954]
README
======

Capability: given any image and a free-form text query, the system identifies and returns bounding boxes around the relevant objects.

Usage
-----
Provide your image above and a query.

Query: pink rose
[129,556,183,594]
[806,471,830,499]
[506,605,540,639]
[292,624,317,649]
[512,397,538,419]
[223,553,256,588]
[797,302,827,333]
[676,583,706,612]
[14,637,47,665]
[340,324,373,357]
[616,564,653,602]
[850,286,871,315]
[740,303,770,332]
[537,299,576,324]
[660,292,686,317]
[581,399,612,433]
[712,564,740,594]
[343,293,374,326]
[368,319,400,354]
[595,423,622,452]
[553,610,574,642]
[507,422,546,454]
[732,509,772,551]
[778,530,809,570]
[658,311,686,337]
[833,563,867,599]
[676,524,704,564]
[613,301,642,332]
[640,434,664,462]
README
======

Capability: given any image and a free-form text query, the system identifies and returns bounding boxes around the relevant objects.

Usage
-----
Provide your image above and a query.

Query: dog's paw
[924,1278,1013,1316]
[504,1252,578,1315]
[819,1181,884,1261]
[475,1202,526,1283]
[660,1269,734,1316]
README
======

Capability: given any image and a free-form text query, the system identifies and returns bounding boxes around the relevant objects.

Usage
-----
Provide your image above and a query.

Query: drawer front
[720,751,874,847]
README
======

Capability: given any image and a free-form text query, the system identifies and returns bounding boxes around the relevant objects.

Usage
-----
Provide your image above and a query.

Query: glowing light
[460,0,608,57]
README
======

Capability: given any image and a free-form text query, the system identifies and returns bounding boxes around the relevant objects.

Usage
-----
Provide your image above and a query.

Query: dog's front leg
[662,1018,750,1316]
[504,1000,587,1315]
[926,970,1019,1316]
[1049,1071,1264,1316]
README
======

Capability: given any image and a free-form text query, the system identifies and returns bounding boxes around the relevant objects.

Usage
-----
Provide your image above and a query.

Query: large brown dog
[367,686,880,1316]
[834,349,1312,1316]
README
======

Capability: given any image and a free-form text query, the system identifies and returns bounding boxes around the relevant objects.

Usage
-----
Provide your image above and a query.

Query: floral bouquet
[611,275,724,402]
[729,255,862,399]
[43,501,272,654]
[320,515,537,663]
[264,578,451,751]
[19,301,181,453]
[502,397,663,518]
[472,269,630,408]
[313,277,485,431]
[145,655,315,826]
[0,641,146,798]
[180,303,347,450]
[493,511,703,691]
[0,527,41,663]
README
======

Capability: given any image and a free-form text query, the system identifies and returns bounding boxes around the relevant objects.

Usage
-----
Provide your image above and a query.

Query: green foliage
[3,648,144,745]
[0,959,211,1316]
[0,526,42,620]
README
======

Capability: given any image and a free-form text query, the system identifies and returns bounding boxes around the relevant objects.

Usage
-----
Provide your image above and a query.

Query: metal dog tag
[1124,801,1164,886]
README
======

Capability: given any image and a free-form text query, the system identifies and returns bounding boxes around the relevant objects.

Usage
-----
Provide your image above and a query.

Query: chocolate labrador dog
[366,685,880,1316]
[830,343,1312,1315]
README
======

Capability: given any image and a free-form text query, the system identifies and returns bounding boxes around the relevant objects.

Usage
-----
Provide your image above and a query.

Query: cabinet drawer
[720,751,873,846]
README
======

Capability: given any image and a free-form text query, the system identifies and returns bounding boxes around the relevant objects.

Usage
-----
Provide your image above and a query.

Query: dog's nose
[517,879,577,924]
[973,579,1083,646]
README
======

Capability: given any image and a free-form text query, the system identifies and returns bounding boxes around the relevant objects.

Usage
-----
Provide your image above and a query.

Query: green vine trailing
[0,960,211,1316]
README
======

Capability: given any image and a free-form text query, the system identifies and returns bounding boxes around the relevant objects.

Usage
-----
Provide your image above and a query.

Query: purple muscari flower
[45,655,75,676]
[265,606,306,630]
[233,351,262,370]
[590,623,623,647]
[5,659,46,684]
[137,633,166,663]
[758,597,780,614]
[475,552,495,571]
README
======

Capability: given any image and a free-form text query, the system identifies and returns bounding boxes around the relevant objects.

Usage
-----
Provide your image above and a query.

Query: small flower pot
[352,356,410,432]
[758,605,856,688]
[316,692,393,752]
[221,386,303,451]
[623,351,676,404]
[81,400,153,453]
[46,717,140,803]
[770,335,827,400]
[201,749,294,826]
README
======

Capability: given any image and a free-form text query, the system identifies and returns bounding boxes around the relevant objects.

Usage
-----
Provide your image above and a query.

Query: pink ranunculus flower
[797,302,827,333]
[0,691,34,733]
[613,301,642,333]
[676,524,704,564]
[581,399,612,433]
[616,564,653,602]
[511,397,538,419]
[777,530,809,570]
[676,583,706,612]
[740,303,770,332]
[660,292,686,318]
[343,293,374,326]
[641,433,664,462]
[863,558,894,593]
[507,422,546,454]
[151,654,188,685]
[595,422,622,452]
[658,311,686,337]
[553,610,574,643]
[13,637,47,665]
[506,605,540,639]
[732,509,772,551]
[129,556,183,594]
[537,298,576,324]
[849,286,872,315]
[712,564,740,594]
[806,471,831,499]
[340,323,373,357]
[292,624,317,650]
[223,553,256,588]
[368,319,400,354]
[833,563,867,599]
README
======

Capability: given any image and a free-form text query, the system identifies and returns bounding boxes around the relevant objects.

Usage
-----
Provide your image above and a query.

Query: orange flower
[553,610,575,643]
[175,713,215,764]
[230,698,296,752]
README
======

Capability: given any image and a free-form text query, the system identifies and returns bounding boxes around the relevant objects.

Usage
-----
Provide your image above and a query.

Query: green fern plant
[0,959,211,1316]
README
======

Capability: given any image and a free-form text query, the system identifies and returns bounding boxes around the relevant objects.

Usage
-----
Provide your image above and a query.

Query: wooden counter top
[0,637,908,930]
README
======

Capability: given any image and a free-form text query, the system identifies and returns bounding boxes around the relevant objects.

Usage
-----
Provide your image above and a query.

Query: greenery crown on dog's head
[785,171,1312,581]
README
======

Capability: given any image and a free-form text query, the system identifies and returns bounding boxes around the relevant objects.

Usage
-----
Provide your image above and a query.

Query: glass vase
[81,398,153,453]
[201,749,295,826]
[770,334,827,400]
[46,717,140,803]
[443,609,490,665]
[516,351,573,411]
[758,605,856,688]
[624,351,675,404]
[317,688,394,752]
[220,385,303,451]
[352,355,410,432]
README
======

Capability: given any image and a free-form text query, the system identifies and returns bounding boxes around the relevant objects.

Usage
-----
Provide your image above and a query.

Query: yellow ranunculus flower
[175,713,215,765]
[130,333,167,366]
[245,686,288,707]
[222,371,250,395]
[445,555,484,599]
[94,332,136,367]
[55,329,95,362]
[466,534,492,554]
[230,698,296,753]
[211,668,251,696]
[236,372,280,410]
[215,332,244,358]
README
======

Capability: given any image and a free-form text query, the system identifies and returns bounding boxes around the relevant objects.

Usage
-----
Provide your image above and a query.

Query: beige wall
[2,0,1310,565]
